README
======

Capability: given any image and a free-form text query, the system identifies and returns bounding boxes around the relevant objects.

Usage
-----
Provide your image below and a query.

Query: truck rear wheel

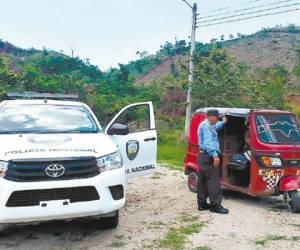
[289,191,300,213]
[100,210,119,229]
[188,171,198,193]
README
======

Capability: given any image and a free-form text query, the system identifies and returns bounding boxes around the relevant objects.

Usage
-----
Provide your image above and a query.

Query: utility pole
[183,1,197,137]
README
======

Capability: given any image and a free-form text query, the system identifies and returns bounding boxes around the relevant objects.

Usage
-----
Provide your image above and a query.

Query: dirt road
[0,165,299,250]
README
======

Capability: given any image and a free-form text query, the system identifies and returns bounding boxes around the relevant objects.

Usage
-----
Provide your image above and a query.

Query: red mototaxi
[184,107,300,213]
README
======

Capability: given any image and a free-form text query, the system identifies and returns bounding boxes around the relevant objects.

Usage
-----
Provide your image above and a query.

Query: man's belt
[199,150,208,154]
[199,150,221,155]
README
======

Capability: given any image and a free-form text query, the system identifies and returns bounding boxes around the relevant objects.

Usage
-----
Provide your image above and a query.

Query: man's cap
[207,109,220,117]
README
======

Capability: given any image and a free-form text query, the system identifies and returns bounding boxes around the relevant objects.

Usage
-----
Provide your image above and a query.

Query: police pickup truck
[0,92,157,229]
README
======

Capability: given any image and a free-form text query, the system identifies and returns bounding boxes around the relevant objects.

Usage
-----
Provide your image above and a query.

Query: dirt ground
[0,165,299,250]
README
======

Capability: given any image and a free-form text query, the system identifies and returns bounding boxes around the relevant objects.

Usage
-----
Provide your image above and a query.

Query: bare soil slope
[137,28,300,84]
[225,30,300,70]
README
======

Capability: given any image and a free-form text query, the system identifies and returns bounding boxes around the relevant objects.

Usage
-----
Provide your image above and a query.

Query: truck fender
[279,176,300,192]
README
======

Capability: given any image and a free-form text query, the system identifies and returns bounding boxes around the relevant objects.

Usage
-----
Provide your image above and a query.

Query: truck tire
[289,191,300,213]
[100,210,119,229]
[188,171,198,193]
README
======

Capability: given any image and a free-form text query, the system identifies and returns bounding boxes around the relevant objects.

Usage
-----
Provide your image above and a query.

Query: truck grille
[5,157,99,182]
[6,186,100,207]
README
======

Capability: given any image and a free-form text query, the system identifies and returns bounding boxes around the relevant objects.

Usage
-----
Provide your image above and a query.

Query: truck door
[105,102,157,178]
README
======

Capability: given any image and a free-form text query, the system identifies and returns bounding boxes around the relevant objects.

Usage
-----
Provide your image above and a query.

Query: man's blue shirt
[198,119,225,157]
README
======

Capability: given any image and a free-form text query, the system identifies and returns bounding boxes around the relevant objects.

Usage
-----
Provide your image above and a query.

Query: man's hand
[213,156,220,167]
[223,116,228,123]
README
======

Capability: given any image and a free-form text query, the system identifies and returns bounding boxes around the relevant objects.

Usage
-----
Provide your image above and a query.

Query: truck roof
[0,99,85,107]
[194,107,291,117]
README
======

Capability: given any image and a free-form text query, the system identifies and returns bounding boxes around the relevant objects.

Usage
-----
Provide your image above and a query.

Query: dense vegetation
[0,25,300,168]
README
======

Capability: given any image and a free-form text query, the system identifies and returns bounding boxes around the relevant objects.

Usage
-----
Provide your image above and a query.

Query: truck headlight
[0,161,8,177]
[261,156,282,167]
[96,151,123,172]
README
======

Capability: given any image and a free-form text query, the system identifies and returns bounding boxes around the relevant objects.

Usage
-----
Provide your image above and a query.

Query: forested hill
[1,25,300,127]
[0,39,160,125]
[136,25,300,84]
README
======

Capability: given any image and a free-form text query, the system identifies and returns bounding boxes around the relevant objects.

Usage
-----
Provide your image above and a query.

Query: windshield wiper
[0,131,24,134]
[59,129,99,133]
[32,129,99,134]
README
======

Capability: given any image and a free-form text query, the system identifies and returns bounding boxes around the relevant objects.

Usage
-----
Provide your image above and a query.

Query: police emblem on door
[126,140,139,161]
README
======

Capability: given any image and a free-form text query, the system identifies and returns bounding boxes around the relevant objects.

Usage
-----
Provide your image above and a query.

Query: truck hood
[0,133,117,161]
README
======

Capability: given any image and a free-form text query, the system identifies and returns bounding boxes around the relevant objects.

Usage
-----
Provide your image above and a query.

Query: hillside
[225,27,300,70]
[136,26,300,84]
[0,25,300,125]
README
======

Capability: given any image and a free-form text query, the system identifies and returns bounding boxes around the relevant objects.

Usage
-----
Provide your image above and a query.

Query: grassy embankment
[157,129,186,171]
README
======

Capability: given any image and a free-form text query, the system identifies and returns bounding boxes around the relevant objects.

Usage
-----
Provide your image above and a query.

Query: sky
[0,0,299,69]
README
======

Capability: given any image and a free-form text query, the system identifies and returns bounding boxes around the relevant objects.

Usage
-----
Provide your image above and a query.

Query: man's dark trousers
[197,153,222,207]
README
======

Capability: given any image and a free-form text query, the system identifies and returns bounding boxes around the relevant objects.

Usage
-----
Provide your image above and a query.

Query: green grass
[179,212,199,223]
[291,236,300,241]
[108,234,126,248]
[150,171,166,179]
[193,247,212,250]
[157,129,186,170]
[158,144,186,170]
[289,223,300,228]
[157,222,205,250]
[254,234,300,246]
[255,235,286,246]
[146,221,167,229]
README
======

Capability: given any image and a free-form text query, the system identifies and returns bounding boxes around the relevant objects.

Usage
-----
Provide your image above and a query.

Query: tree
[295,44,300,59]
[117,64,130,83]
[137,51,149,58]
[0,56,24,97]
[287,24,296,33]
[193,49,245,108]
[160,42,174,56]
[294,64,300,78]
[192,49,287,109]
[210,38,217,44]
[174,40,188,55]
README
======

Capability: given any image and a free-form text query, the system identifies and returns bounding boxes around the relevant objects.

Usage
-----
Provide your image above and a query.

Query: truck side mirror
[107,123,129,135]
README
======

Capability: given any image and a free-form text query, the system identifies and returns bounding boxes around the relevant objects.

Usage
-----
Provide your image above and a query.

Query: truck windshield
[0,105,99,134]
[255,114,300,144]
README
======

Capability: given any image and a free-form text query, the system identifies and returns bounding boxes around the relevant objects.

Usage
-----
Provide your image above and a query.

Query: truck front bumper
[0,168,125,224]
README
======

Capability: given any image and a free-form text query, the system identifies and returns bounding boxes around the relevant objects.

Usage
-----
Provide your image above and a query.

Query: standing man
[197,109,229,214]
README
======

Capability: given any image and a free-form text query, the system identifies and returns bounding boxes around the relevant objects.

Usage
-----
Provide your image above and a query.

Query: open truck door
[105,102,157,178]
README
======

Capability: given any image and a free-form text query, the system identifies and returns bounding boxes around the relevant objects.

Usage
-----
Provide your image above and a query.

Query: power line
[198,0,295,19]
[197,1,300,24]
[201,0,262,14]
[197,7,300,27]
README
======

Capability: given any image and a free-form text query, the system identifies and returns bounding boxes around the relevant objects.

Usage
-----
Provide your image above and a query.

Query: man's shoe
[210,205,229,214]
[198,203,211,211]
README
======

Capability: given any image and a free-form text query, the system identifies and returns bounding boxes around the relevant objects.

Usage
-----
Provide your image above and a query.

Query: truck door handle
[144,137,156,142]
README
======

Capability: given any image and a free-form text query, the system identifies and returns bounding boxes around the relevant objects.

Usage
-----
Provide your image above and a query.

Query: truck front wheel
[100,210,119,229]
[289,191,300,213]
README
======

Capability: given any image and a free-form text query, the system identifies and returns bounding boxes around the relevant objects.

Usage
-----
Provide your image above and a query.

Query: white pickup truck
[0,94,157,229]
